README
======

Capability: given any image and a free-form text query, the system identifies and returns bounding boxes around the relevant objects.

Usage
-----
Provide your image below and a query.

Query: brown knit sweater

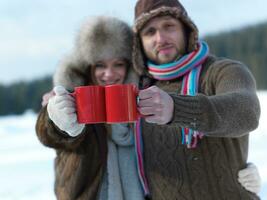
[36,107,108,200]
[141,55,261,200]
[36,55,260,200]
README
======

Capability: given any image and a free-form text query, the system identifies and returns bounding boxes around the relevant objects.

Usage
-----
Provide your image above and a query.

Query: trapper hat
[133,0,199,75]
[53,16,138,90]
[76,16,133,64]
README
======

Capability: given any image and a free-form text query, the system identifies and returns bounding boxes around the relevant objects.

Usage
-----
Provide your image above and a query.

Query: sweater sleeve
[35,105,88,151]
[170,59,260,137]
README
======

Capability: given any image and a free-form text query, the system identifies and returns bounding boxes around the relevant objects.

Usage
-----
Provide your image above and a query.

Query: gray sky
[1,0,267,84]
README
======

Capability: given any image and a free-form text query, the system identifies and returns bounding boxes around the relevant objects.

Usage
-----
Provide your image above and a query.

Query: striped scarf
[134,41,209,197]
[134,119,150,197]
[148,40,209,148]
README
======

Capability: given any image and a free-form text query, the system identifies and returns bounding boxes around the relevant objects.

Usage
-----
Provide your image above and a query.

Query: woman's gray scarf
[98,123,143,200]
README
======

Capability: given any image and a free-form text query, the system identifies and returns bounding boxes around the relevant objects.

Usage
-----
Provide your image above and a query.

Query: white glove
[238,163,261,194]
[47,86,85,137]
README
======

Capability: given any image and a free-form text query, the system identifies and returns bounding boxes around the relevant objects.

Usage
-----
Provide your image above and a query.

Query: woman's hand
[47,86,85,137]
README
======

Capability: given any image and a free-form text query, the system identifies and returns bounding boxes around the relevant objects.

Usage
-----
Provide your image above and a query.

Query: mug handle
[134,85,145,119]
[70,91,76,98]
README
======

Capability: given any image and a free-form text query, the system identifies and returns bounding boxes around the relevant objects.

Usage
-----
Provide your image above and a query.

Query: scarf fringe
[134,118,150,197]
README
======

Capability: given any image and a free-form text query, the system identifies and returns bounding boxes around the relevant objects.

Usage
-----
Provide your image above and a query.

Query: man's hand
[138,86,174,125]
[47,86,85,137]
[41,90,55,107]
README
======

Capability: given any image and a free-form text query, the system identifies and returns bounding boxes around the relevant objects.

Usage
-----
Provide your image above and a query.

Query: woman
[36,16,142,200]
[36,16,261,200]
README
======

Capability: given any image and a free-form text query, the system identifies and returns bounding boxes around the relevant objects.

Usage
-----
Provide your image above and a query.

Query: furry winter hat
[132,0,199,75]
[76,16,133,65]
[53,16,138,91]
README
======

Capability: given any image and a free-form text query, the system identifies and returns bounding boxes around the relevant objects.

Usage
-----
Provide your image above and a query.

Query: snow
[0,92,267,199]
[0,111,56,200]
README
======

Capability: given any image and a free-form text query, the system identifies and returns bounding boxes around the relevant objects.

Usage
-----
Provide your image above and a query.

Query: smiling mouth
[102,80,121,85]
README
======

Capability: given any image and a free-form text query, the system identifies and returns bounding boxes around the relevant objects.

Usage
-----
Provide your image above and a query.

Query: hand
[138,86,174,125]
[41,90,55,107]
[47,86,85,137]
[238,163,261,194]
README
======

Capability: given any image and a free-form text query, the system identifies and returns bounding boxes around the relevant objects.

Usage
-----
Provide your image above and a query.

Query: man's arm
[170,60,260,137]
[138,60,260,137]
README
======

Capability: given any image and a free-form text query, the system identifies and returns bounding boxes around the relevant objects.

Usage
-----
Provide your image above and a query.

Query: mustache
[155,44,173,53]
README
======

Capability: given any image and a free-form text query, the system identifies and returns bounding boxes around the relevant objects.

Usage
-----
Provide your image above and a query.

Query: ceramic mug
[72,85,106,123]
[72,84,139,124]
[105,84,139,123]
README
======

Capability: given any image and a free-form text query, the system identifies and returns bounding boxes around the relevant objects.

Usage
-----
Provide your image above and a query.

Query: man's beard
[155,48,185,64]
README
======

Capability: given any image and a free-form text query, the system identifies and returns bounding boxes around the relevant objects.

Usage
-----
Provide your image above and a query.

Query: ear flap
[132,33,149,76]
[53,53,92,91]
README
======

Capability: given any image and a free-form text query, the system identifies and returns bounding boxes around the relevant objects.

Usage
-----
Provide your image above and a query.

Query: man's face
[140,15,186,64]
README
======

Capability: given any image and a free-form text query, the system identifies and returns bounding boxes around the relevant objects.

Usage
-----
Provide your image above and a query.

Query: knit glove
[238,163,261,194]
[138,86,174,125]
[47,86,85,137]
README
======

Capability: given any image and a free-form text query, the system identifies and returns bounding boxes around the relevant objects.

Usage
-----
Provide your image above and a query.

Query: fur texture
[53,16,138,91]
[76,16,133,65]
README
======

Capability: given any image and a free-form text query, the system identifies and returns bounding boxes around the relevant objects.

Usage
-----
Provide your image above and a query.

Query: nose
[155,30,166,44]
[103,67,115,78]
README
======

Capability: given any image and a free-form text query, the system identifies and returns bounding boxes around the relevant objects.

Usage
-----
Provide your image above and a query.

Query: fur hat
[76,16,133,65]
[53,16,138,91]
[132,0,199,75]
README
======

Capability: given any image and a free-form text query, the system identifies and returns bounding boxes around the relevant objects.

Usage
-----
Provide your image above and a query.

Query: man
[134,0,261,199]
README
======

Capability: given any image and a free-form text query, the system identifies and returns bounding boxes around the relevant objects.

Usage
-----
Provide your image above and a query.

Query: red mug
[105,84,139,123]
[72,84,139,124]
[72,85,106,124]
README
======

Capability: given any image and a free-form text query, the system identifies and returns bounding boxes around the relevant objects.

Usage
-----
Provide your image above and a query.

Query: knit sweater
[140,55,261,200]
[36,54,260,200]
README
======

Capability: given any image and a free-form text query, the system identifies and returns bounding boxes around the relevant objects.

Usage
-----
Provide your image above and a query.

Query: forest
[1,21,267,115]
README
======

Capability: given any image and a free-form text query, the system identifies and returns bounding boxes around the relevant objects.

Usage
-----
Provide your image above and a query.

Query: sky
[1,0,267,84]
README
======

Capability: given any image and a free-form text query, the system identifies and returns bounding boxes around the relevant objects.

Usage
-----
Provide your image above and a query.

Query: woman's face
[94,58,128,86]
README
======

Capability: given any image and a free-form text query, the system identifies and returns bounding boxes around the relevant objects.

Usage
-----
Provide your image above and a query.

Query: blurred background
[0,0,266,199]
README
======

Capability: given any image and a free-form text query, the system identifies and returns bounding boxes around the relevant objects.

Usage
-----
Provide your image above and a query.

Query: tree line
[0,76,52,116]
[204,21,267,89]
[1,21,267,116]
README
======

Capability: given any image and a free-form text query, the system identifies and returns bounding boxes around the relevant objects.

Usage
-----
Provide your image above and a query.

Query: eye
[114,62,127,68]
[142,27,156,36]
[95,63,105,68]
[164,23,175,30]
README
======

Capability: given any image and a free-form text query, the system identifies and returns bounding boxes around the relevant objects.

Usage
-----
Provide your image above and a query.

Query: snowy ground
[0,92,267,199]
[0,111,56,200]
